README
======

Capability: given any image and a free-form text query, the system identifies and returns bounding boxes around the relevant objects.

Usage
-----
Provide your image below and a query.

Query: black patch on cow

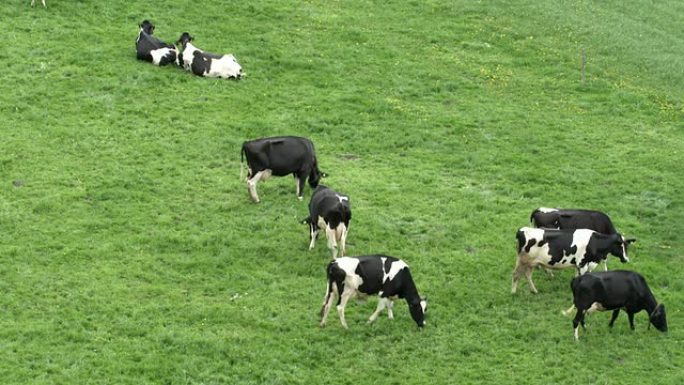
[570,257,576,265]
[524,239,536,253]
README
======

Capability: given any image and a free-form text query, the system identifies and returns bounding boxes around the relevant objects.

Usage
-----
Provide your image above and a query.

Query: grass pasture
[2,0,684,384]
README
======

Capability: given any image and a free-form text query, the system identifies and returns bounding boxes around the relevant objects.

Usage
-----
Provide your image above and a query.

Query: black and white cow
[240,136,325,203]
[511,227,630,294]
[320,255,427,329]
[176,33,242,79]
[303,185,351,259]
[530,208,636,271]
[568,270,667,340]
[136,20,178,66]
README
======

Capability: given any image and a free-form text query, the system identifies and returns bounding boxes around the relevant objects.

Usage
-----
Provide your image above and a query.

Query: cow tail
[530,208,539,224]
[320,262,337,318]
[240,145,245,181]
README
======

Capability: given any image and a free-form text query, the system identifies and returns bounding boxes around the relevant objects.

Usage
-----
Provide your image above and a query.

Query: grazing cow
[136,20,178,66]
[176,32,242,79]
[320,255,427,329]
[240,136,325,203]
[530,207,636,271]
[31,0,46,7]
[303,185,351,259]
[511,227,630,294]
[569,270,667,340]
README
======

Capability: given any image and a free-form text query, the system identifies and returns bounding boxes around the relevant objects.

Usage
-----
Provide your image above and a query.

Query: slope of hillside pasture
[1,0,683,384]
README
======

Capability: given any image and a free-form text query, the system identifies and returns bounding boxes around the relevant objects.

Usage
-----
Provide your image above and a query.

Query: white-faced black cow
[569,270,667,340]
[303,185,351,259]
[136,20,178,66]
[240,136,325,203]
[176,33,242,79]
[320,255,427,329]
[511,227,630,294]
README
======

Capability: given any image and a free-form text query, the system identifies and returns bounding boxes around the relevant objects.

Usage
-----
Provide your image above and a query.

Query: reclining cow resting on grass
[136,20,178,66]
[176,32,242,79]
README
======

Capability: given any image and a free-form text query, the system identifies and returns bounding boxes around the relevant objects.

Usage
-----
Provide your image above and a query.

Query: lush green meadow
[2,0,683,383]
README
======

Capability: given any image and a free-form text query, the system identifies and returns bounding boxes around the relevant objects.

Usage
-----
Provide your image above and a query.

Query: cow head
[176,32,194,49]
[308,166,327,188]
[649,304,667,332]
[408,298,427,327]
[609,234,631,263]
[140,20,155,35]
[223,54,244,79]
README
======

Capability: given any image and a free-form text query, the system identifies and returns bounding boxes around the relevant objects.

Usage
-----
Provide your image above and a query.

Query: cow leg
[609,309,620,328]
[247,170,267,202]
[511,258,525,294]
[326,226,339,259]
[336,289,354,329]
[339,223,349,257]
[524,266,538,294]
[627,312,635,330]
[387,300,395,320]
[296,172,307,201]
[294,175,301,198]
[562,304,576,317]
[603,259,608,271]
[573,311,585,340]
[319,287,337,327]
[368,297,391,324]
[308,225,319,251]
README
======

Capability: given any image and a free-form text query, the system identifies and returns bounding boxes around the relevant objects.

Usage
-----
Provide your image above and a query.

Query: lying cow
[320,255,427,329]
[569,270,667,340]
[176,32,242,79]
[303,185,351,259]
[511,227,630,294]
[240,136,325,202]
[530,207,636,271]
[136,20,178,66]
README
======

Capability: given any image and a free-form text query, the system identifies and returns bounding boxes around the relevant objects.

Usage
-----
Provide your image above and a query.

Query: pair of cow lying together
[135,20,242,79]
[515,208,667,339]
[240,136,427,328]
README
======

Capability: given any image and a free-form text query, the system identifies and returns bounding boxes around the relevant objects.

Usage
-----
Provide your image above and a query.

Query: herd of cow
[235,136,668,339]
[134,21,668,339]
[135,20,243,79]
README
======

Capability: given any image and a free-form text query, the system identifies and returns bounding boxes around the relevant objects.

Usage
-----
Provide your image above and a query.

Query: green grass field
[2,0,683,384]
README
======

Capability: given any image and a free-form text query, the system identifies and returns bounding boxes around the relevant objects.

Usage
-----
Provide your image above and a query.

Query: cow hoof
[297,196,303,201]
[319,322,326,328]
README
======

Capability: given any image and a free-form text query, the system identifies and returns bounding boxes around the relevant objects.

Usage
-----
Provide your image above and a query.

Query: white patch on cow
[587,302,605,313]
[538,207,558,213]
[383,260,408,283]
[336,194,348,203]
[206,54,242,78]
[620,239,629,263]
[574,326,579,340]
[150,47,175,65]
[295,177,300,197]
[180,42,199,70]
[420,300,427,313]
[571,229,593,258]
